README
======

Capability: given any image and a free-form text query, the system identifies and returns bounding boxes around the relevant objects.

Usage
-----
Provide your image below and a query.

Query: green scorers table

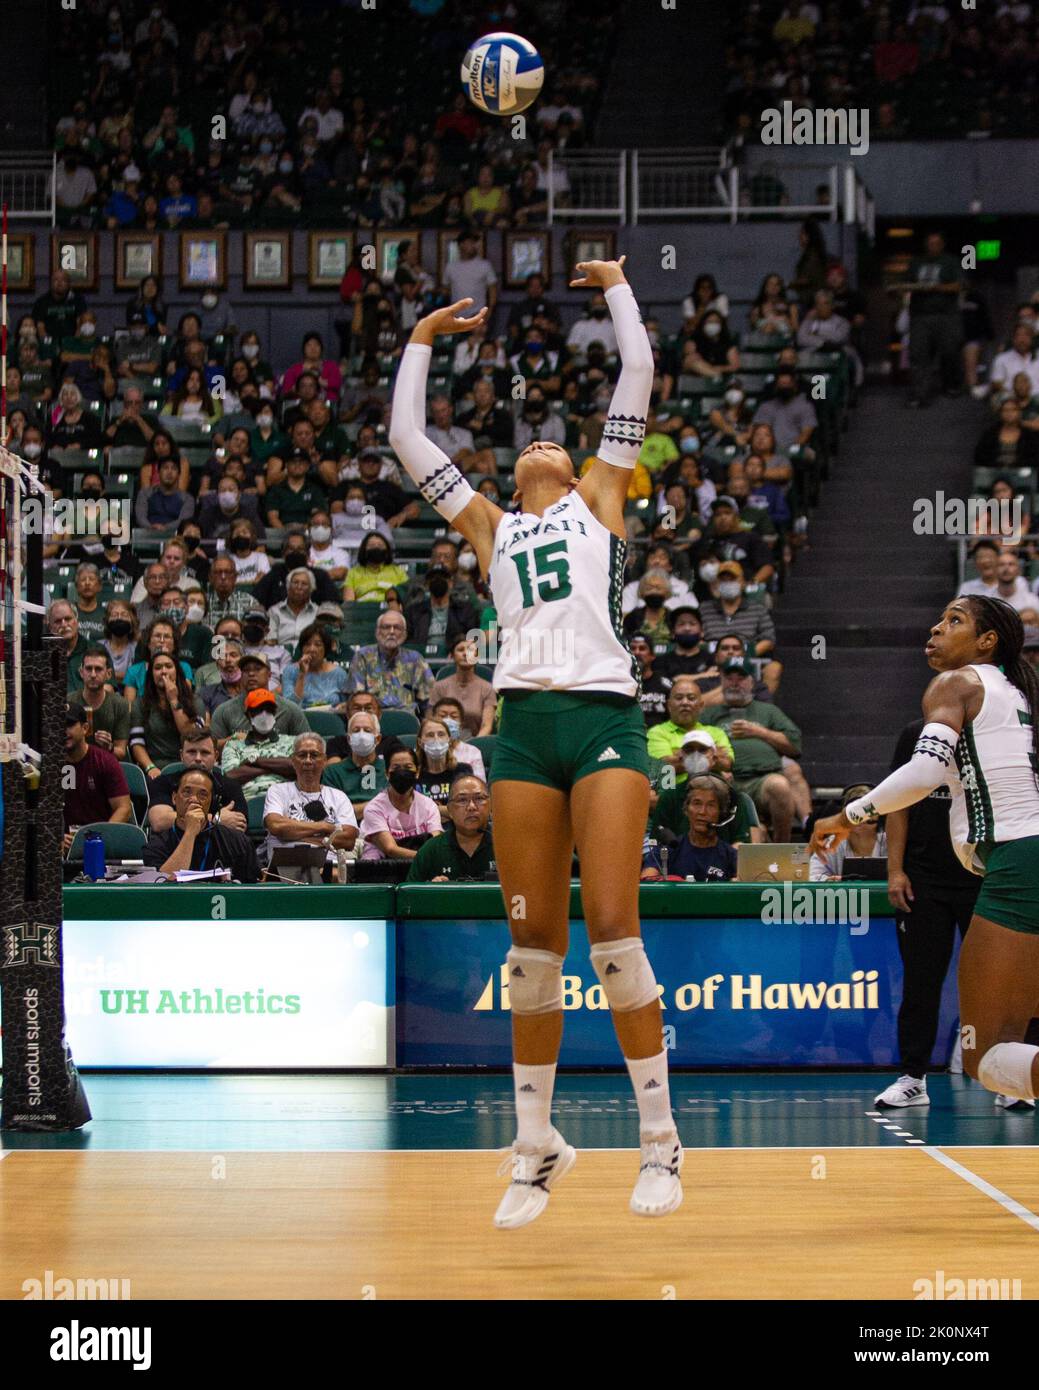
[52,883,940,1070]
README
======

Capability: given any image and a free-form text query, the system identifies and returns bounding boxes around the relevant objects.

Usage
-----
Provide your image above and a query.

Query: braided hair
[961,596,1039,789]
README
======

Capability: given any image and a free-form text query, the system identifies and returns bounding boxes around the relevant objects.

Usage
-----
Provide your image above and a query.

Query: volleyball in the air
[461,32,544,116]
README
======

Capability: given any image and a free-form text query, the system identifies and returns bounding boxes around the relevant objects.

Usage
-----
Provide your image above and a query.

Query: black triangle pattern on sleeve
[420,460,466,507]
[601,414,647,449]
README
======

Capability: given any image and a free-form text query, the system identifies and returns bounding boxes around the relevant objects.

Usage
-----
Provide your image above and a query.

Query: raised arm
[388,300,504,576]
[574,258,654,535]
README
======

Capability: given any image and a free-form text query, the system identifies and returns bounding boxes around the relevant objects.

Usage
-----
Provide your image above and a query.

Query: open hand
[418,299,489,337]
[570,256,627,291]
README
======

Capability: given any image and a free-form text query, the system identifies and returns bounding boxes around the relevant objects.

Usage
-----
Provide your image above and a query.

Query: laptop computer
[736,843,811,883]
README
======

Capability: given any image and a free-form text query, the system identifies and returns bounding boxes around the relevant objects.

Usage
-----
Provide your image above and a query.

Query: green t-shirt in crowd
[83,690,132,749]
[265,479,328,526]
[75,603,107,645]
[321,757,387,806]
[908,253,961,316]
[709,699,802,779]
[179,622,213,671]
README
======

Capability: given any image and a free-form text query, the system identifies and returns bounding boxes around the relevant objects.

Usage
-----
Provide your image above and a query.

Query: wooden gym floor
[3,1072,1039,1300]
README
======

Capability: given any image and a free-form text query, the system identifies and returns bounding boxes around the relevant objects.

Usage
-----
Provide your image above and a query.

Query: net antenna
[0,202,46,769]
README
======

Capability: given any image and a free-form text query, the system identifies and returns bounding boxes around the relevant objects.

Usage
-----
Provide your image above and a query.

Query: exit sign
[976,240,1002,260]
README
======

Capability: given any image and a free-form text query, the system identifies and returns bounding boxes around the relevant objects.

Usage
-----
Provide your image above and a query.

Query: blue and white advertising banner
[398,918,961,1067]
[59,918,394,1067]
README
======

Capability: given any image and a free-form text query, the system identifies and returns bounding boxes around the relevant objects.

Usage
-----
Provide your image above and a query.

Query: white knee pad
[978,1042,1038,1101]
[589,937,660,1013]
[506,946,564,1015]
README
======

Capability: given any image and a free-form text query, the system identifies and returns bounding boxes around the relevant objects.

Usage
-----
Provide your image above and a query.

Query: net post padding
[0,456,90,1129]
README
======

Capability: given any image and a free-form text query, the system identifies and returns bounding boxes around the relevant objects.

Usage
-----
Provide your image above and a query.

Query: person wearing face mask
[404,563,480,654]
[115,310,160,378]
[136,456,196,530]
[359,746,442,861]
[307,509,351,583]
[101,601,139,681]
[331,447,419,530]
[696,560,777,657]
[175,587,214,672]
[343,532,409,606]
[621,544,692,618]
[707,383,754,450]
[623,570,680,645]
[508,329,561,397]
[655,607,717,686]
[683,310,740,380]
[219,687,302,799]
[199,474,265,541]
[752,369,817,455]
[429,639,497,739]
[641,775,737,882]
[249,399,287,466]
[321,710,389,817]
[414,715,475,813]
[710,659,802,843]
[649,733,763,848]
[566,292,619,356]
[227,520,270,586]
[210,652,309,745]
[175,522,210,586]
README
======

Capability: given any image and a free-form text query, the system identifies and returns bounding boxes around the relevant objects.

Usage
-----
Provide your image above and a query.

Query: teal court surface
[5,1071,1039,1299]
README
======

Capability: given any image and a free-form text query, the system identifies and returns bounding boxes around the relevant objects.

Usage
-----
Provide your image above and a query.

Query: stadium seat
[247,796,268,837]
[119,762,150,827]
[66,822,148,864]
[161,762,187,783]
[471,735,497,774]
[306,710,346,739]
[432,661,494,681]
[108,446,146,472]
[380,710,420,736]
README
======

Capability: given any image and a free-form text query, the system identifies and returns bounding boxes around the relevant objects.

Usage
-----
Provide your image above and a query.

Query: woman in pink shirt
[360,746,442,860]
[280,332,343,397]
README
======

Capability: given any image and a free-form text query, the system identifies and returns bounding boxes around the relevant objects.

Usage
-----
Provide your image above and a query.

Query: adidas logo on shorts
[597,746,620,762]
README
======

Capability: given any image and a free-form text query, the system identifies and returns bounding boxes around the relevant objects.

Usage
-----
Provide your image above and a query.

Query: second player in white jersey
[488,489,638,697]
[947,662,1039,870]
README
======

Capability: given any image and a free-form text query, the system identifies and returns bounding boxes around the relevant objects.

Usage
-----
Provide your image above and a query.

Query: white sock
[625,1050,675,1138]
[514,1062,557,1147]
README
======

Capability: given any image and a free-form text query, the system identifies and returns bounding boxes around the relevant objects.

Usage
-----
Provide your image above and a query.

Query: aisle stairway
[776,393,979,790]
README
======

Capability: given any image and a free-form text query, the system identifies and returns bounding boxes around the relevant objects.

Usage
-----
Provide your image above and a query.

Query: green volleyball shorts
[489,689,651,792]
[974,836,1039,936]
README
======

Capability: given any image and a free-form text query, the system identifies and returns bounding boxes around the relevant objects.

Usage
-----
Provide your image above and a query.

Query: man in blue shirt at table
[641,776,737,882]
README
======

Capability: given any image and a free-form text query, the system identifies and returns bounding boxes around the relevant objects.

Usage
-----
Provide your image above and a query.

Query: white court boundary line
[921,1145,1039,1234]
[4,1144,1039,1154]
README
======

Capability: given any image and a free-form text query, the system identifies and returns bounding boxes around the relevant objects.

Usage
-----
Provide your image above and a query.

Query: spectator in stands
[514,387,565,452]
[359,745,441,862]
[281,623,350,711]
[147,727,248,834]
[267,568,320,649]
[130,539,194,606]
[135,456,195,530]
[199,476,265,542]
[322,709,388,816]
[123,617,194,702]
[898,230,963,407]
[414,715,474,812]
[71,564,106,644]
[142,766,259,882]
[681,309,740,380]
[101,600,138,682]
[333,448,418,531]
[995,372,1039,427]
[454,336,510,401]
[509,327,562,398]
[163,368,222,427]
[655,607,717,686]
[218,685,300,799]
[511,165,549,226]
[211,652,308,745]
[441,230,498,317]
[62,701,132,855]
[464,164,511,227]
[710,633,779,700]
[682,274,730,335]
[424,394,483,473]
[116,310,161,380]
[791,219,828,309]
[974,398,1039,471]
[349,609,434,715]
[263,733,358,872]
[988,550,1035,613]
[696,559,777,656]
[49,599,90,691]
[710,659,802,842]
[622,568,691,641]
[797,289,850,352]
[429,637,496,738]
[16,336,54,406]
[642,775,738,882]
[198,636,246,715]
[749,274,799,337]
[743,453,793,531]
[264,449,328,529]
[251,532,337,610]
[405,771,493,882]
[281,334,341,399]
[201,553,252,626]
[458,378,514,452]
[629,632,670,725]
[125,274,168,334]
[567,292,618,356]
[957,538,1002,598]
[129,651,205,777]
[988,323,1039,397]
[75,646,131,760]
[33,270,86,343]
[105,389,163,462]
[404,564,480,653]
[426,696,488,776]
[343,532,409,606]
[339,359,390,427]
[647,676,734,772]
[48,383,103,454]
[306,509,351,583]
[696,500,776,586]
[706,382,754,451]
[752,370,817,456]
[971,476,1032,546]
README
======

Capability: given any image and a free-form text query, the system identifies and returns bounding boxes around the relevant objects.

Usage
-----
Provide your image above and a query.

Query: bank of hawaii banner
[398,918,960,1067]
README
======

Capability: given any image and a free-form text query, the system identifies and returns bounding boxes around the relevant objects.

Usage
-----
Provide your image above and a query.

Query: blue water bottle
[83,832,106,881]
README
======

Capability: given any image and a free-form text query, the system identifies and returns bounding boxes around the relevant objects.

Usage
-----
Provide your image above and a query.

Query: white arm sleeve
[388,344,476,523]
[597,282,654,470]
[844,722,959,823]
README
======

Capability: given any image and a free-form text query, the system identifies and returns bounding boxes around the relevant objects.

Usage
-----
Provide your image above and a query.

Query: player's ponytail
[964,596,1039,790]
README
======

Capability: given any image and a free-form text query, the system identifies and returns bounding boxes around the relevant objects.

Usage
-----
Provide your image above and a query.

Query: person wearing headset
[142,766,260,881]
[641,775,737,881]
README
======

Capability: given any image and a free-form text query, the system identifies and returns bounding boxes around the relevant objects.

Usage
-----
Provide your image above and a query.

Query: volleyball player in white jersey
[389,259,682,1228]
[811,596,1039,1106]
